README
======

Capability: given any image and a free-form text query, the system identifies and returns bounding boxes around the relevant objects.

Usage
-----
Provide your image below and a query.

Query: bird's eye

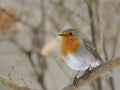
[69,32,73,35]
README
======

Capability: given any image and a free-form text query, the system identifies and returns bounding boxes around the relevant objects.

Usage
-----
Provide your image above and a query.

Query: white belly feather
[63,40,99,71]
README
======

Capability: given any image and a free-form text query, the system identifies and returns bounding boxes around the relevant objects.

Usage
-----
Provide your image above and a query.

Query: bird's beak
[58,33,64,36]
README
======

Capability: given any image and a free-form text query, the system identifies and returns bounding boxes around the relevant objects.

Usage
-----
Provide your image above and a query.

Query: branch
[85,1,102,90]
[63,57,120,90]
[0,75,31,90]
[111,23,120,58]
[85,0,96,47]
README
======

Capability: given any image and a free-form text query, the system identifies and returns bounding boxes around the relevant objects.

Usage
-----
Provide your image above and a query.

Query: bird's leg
[81,65,91,79]
[73,65,92,86]
[73,71,80,86]
[85,64,91,74]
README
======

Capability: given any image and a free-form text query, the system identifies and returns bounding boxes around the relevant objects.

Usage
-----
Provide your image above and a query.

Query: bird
[58,29,106,85]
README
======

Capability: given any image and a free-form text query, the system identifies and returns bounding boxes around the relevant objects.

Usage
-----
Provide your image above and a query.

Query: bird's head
[58,29,80,41]
[58,29,80,56]
[58,29,79,36]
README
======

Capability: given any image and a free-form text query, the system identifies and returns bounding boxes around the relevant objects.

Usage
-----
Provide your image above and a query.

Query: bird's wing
[82,37,105,64]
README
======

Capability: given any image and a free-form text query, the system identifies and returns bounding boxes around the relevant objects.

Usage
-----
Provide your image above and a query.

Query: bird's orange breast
[61,36,80,56]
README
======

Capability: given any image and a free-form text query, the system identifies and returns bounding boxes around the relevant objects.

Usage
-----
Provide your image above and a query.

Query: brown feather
[82,38,104,64]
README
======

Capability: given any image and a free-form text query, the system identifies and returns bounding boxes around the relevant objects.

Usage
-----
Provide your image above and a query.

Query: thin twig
[0,75,32,90]
[85,1,102,90]
[8,38,40,76]
[85,0,96,47]
[33,0,47,89]
[108,22,120,90]
[103,37,109,60]
[111,24,120,58]
[94,1,103,90]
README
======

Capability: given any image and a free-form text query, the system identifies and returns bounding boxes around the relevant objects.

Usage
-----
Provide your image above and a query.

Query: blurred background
[0,0,120,90]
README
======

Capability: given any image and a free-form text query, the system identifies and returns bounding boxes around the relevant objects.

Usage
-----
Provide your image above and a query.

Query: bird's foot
[82,65,91,79]
[73,77,79,87]
[85,65,91,73]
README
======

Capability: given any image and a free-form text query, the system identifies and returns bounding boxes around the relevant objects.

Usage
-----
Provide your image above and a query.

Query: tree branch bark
[63,57,120,90]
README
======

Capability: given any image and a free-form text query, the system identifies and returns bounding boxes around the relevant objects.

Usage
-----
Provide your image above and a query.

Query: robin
[58,29,106,85]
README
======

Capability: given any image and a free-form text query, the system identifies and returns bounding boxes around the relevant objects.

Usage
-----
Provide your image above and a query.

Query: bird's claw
[82,65,91,79]
[85,65,91,73]
[73,77,79,87]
